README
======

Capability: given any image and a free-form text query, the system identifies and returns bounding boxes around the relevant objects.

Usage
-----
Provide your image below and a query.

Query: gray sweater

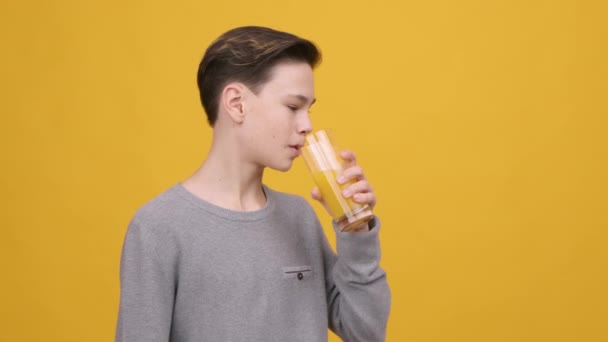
[116,184,390,342]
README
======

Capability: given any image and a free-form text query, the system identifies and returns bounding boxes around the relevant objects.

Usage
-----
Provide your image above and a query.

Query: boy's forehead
[263,62,315,98]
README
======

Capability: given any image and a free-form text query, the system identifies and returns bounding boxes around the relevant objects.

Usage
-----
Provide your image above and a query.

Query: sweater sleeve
[116,220,176,342]
[323,217,391,342]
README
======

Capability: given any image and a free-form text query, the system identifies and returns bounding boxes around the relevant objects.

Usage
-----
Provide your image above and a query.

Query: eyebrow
[288,94,316,106]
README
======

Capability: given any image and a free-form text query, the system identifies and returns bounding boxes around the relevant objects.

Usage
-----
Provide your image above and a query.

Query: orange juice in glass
[301,129,373,232]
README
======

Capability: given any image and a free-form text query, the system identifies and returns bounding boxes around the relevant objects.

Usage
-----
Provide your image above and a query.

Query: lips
[289,144,303,156]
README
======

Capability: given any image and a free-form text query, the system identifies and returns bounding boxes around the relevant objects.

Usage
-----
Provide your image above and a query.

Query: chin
[267,160,294,172]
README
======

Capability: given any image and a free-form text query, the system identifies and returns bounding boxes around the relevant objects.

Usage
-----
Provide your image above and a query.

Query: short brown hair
[197,26,321,126]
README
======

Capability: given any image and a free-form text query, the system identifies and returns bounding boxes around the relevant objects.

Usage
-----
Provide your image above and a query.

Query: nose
[298,113,313,135]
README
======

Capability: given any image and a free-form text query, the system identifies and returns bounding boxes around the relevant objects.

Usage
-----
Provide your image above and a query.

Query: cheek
[253,106,291,143]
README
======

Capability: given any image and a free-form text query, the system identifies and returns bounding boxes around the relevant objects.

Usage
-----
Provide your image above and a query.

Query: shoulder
[127,184,189,239]
[121,186,186,267]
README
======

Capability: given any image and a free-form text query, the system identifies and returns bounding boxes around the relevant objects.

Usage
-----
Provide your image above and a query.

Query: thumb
[311,187,331,216]
[311,187,323,202]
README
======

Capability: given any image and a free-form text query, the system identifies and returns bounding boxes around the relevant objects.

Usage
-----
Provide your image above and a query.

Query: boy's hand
[311,149,376,212]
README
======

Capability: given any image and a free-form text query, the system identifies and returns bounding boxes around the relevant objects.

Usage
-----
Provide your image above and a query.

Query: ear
[220,82,247,124]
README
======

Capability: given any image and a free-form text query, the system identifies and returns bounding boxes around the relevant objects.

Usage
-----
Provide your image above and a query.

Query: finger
[311,186,331,214]
[311,187,321,201]
[339,150,357,168]
[352,192,377,208]
[341,180,373,199]
[311,187,328,207]
[337,165,365,184]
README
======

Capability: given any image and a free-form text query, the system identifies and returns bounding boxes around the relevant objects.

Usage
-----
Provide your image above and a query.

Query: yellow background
[1,0,606,341]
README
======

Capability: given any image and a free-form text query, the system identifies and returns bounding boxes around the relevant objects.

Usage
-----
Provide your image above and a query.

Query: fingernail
[337,176,345,184]
[342,190,351,197]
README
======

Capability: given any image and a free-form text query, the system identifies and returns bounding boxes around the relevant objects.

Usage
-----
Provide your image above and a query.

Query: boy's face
[240,61,315,172]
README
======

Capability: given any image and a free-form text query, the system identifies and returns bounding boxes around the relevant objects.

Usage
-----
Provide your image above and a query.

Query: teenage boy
[116,26,391,342]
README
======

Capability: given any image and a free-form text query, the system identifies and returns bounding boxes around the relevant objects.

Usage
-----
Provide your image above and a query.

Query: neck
[182,132,267,211]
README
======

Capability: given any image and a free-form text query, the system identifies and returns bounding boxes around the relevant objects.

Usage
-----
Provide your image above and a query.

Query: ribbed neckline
[172,183,276,222]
